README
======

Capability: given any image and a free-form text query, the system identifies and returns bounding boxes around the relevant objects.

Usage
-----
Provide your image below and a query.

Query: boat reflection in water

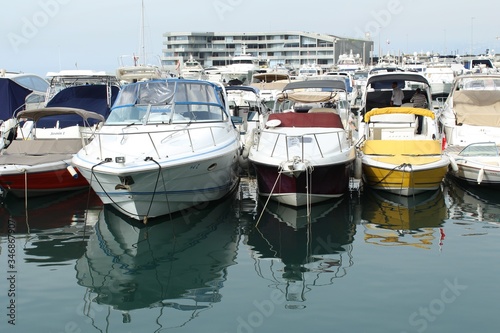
[0,190,103,265]
[75,195,239,327]
[445,176,500,225]
[246,198,357,308]
[361,187,447,249]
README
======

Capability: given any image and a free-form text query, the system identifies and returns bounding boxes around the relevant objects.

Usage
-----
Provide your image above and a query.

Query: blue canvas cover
[0,78,32,120]
[42,85,119,128]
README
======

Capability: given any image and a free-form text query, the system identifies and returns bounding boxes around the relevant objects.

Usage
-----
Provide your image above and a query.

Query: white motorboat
[247,79,356,206]
[424,59,464,100]
[250,72,291,108]
[72,79,241,221]
[219,44,263,84]
[438,74,500,188]
[335,50,364,72]
[179,55,207,80]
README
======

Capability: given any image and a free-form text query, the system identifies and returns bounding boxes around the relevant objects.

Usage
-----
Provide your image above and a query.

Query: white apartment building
[161,31,373,72]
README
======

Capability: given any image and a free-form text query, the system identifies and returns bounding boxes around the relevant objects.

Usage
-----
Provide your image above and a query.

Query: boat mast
[140,0,146,65]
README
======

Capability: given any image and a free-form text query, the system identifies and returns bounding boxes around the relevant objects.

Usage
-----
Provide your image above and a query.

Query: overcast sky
[1,0,499,77]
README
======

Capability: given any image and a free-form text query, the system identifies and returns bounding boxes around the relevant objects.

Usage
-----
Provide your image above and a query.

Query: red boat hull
[0,167,89,198]
[252,161,352,205]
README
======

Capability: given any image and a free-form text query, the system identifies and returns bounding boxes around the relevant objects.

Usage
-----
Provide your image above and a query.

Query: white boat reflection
[361,187,447,249]
[445,176,500,225]
[75,196,239,325]
[246,198,357,308]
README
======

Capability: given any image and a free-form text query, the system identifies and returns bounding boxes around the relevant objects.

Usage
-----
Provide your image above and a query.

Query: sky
[1,0,499,77]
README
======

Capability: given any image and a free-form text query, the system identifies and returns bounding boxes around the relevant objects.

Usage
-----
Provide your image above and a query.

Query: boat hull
[75,150,240,220]
[0,161,88,197]
[362,160,448,196]
[252,161,353,206]
[448,157,500,188]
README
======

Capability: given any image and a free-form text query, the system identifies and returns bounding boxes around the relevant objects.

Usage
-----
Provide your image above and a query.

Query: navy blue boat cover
[0,78,32,120]
[42,85,119,127]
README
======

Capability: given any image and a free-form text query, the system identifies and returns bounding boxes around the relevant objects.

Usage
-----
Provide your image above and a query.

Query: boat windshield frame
[458,142,500,157]
[105,79,229,125]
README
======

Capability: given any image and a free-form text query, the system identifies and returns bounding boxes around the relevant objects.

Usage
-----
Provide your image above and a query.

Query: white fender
[67,165,78,179]
[241,129,255,159]
[477,168,484,184]
[238,129,255,170]
[354,155,363,179]
[448,155,458,172]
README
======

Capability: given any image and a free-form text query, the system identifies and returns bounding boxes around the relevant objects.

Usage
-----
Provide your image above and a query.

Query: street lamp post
[333,38,338,67]
[470,17,474,55]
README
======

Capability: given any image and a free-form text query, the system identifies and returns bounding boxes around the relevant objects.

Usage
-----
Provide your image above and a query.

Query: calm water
[1,177,499,333]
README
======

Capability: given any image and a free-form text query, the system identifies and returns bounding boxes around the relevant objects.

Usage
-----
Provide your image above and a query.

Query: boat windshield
[459,142,499,157]
[106,80,227,125]
[458,77,500,91]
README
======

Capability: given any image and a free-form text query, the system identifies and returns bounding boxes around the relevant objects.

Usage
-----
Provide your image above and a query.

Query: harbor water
[1,176,499,333]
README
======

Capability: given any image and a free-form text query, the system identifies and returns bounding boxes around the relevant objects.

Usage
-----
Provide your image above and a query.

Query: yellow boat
[357,107,449,196]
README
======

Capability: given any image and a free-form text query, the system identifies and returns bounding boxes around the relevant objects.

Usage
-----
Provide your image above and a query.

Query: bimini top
[364,107,435,123]
[367,72,430,88]
[276,79,347,103]
[282,79,347,92]
[16,107,106,123]
[225,85,260,95]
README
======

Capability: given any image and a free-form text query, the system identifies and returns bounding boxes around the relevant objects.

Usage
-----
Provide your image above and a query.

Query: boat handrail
[82,124,230,160]
[255,129,350,161]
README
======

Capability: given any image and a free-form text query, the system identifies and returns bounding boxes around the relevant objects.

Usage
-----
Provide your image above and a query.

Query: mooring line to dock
[255,169,283,228]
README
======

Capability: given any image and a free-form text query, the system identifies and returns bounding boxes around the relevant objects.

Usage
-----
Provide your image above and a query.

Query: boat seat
[369,113,416,126]
[368,113,417,139]
[5,138,83,155]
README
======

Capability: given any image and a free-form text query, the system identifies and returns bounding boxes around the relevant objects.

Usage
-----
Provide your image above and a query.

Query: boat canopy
[46,85,119,119]
[277,91,338,103]
[277,79,346,103]
[367,72,430,89]
[252,72,290,83]
[226,85,260,94]
[17,107,106,123]
[0,78,32,120]
[364,107,435,122]
[453,90,500,127]
[282,79,347,92]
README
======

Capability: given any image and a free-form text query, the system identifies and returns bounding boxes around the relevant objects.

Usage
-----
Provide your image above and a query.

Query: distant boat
[0,70,49,116]
[220,44,265,84]
[45,69,120,103]
[179,55,207,80]
[115,0,170,83]
[335,50,364,72]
